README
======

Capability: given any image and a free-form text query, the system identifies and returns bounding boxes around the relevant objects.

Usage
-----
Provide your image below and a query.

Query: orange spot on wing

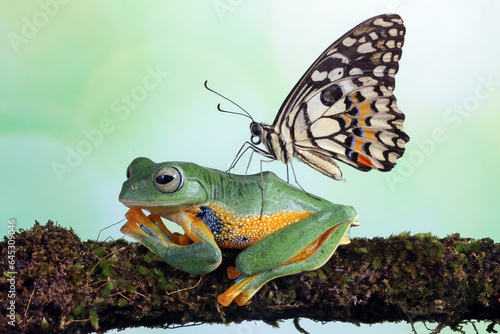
[361,128,377,141]
[357,101,373,116]
[339,114,351,127]
[357,116,368,127]
[353,138,366,152]
[357,154,373,167]
[349,93,360,105]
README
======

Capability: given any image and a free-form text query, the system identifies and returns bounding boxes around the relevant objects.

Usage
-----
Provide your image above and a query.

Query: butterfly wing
[274,14,409,176]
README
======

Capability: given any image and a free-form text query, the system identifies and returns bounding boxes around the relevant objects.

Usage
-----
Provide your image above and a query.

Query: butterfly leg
[227,141,252,175]
[288,159,321,201]
[227,142,276,215]
[227,141,272,175]
[236,147,280,218]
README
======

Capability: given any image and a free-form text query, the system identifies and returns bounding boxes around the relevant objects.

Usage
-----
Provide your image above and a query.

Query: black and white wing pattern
[249,14,409,180]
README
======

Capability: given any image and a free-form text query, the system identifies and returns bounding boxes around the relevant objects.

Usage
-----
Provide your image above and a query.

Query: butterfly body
[248,14,409,181]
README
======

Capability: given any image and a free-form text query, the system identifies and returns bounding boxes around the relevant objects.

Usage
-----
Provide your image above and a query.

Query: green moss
[4,221,499,333]
[315,268,328,280]
[38,262,54,276]
[118,298,128,307]
[89,307,99,331]
[320,264,333,275]
[126,283,136,293]
[454,239,482,254]
[157,276,168,291]
[153,267,165,279]
[136,265,149,276]
[102,279,116,299]
[352,247,369,255]
[94,248,107,258]
[116,278,126,287]
[143,251,158,263]
[74,305,85,315]
[433,243,446,261]
[123,262,133,270]
[41,317,50,332]
[152,291,163,306]
[73,263,84,270]
[341,276,354,283]
[99,260,112,278]
[146,276,156,287]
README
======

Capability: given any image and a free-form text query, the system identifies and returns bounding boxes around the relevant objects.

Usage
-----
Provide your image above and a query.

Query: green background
[1,1,499,333]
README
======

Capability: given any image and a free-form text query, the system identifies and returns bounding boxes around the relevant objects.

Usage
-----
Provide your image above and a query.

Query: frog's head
[119,157,210,214]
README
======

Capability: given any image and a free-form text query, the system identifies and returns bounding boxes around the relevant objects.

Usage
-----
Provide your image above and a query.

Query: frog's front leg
[121,208,222,275]
[217,204,358,306]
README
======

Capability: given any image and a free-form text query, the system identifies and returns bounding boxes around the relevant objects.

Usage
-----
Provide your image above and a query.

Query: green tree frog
[119,157,359,306]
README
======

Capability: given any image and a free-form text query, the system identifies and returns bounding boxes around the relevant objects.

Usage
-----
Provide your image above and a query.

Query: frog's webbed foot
[121,208,190,246]
[218,273,260,307]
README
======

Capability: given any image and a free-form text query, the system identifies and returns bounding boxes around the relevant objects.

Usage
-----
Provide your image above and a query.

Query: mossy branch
[1,221,499,333]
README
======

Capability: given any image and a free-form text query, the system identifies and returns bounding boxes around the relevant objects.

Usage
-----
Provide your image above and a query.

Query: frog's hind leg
[218,209,357,306]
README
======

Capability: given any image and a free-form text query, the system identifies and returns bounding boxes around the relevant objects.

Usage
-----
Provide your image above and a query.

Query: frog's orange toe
[226,266,241,280]
[124,208,143,219]
[121,209,150,235]
[217,293,235,307]
[234,292,251,306]
[173,232,191,246]
[217,275,255,307]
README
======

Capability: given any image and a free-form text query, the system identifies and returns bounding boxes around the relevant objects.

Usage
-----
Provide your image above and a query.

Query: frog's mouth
[119,199,192,215]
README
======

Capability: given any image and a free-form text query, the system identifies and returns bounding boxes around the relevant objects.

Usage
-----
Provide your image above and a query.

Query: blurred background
[1,1,499,333]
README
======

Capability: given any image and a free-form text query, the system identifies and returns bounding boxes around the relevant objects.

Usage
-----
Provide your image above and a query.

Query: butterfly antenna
[204,80,254,121]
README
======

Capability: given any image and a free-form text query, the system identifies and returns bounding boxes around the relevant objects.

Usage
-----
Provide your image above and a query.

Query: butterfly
[225,13,409,181]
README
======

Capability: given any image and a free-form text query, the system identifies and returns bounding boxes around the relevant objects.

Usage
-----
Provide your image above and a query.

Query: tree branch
[1,221,499,333]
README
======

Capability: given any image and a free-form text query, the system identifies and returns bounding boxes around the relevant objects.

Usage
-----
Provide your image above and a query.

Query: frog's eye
[153,166,183,193]
[126,164,132,179]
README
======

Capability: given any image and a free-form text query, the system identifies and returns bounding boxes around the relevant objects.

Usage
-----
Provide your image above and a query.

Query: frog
[119,157,359,306]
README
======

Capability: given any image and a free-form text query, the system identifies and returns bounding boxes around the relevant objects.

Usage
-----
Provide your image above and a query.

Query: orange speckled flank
[187,205,314,249]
